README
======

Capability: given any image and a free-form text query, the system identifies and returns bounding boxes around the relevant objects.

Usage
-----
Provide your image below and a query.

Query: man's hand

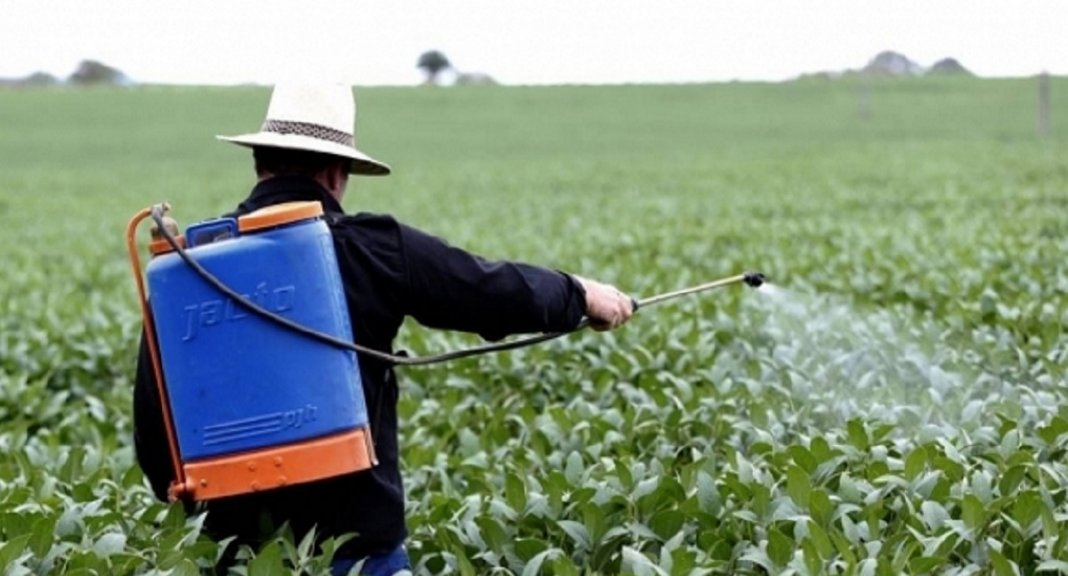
[575,276,635,331]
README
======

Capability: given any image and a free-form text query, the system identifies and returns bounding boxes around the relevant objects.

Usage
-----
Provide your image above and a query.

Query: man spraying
[133,84,634,575]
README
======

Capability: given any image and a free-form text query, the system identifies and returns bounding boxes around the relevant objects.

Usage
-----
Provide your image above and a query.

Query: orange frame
[181,427,376,501]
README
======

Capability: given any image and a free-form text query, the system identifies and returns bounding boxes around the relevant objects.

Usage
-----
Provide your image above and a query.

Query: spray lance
[131,202,766,367]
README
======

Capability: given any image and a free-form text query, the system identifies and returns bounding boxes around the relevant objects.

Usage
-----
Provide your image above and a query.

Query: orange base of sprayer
[168,427,377,501]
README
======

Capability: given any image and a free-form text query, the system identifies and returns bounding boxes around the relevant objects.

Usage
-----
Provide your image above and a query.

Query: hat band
[261,119,354,147]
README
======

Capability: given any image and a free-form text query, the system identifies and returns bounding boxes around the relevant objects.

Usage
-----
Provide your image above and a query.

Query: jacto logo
[181,282,295,341]
[201,404,319,446]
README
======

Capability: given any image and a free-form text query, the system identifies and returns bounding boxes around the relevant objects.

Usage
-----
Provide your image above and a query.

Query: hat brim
[217,132,391,176]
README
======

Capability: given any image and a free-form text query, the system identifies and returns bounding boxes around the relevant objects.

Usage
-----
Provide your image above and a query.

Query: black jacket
[133,176,586,558]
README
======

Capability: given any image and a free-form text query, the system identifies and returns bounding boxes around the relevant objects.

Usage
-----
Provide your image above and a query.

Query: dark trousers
[331,545,410,576]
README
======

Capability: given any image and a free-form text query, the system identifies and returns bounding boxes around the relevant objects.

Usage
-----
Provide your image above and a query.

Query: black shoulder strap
[323,211,345,226]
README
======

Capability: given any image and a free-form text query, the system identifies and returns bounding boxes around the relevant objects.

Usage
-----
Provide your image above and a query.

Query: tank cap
[238,201,324,233]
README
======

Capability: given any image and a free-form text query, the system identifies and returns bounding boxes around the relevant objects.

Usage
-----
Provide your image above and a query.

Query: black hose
[150,206,582,367]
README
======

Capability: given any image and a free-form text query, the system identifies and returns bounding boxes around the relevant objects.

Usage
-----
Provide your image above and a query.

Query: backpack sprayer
[127,201,765,502]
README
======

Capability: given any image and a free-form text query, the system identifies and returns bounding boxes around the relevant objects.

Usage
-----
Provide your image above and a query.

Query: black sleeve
[397,224,587,341]
[133,331,176,502]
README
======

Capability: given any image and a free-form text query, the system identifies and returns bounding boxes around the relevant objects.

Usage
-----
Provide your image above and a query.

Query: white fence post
[1038,72,1051,139]
[858,73,872,122]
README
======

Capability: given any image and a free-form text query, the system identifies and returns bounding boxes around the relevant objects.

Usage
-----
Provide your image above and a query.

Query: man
[133,84,634,575]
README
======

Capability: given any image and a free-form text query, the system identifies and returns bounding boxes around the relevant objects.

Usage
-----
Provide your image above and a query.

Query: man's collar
[237,175,345,216]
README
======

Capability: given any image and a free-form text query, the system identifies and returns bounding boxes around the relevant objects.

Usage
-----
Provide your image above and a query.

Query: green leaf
[989,549,1018,576]
[622,546,668,576]
[668,545,697,576]
[809,488,833,527]
[455,545,476,576]
[92,532,127,557]
[549,553,580,576]
[904,447,927,480]
[962,494,985,530]
[810,437,833,463]
[617,463,634,491]
[807,520,834,560]
[739,547,774,573]
[909,556,946,573]
[788,445,818,474]
[972,469,993,503]
[505,472,527,512]
[932,456,965,482]
[522,547,561,576]
[633,477,660,502]
[0,534,31,570]
[767,527,793,567]
[1038,416,1068,445]
[649,510,684,541]
[696,471,719,515]
[847,419,869,450]
[161,502,188,530]
[802,537,822,576]
[1012,490,1043,533]
[999,465,1028,496]
[628,521,660,541]
[787,465,811,508]
[476,516,509,552]
[557,520,591,551]
[247,541,286,576]
[1037,560,1068,573]
[565,451,584,484]
[921,501,949,531]
[296,525,317,560]
[171,559,201,576]
[515,538,549,562]
[28,514,56,558]
[840,513,861,545]
[581,503,606,544]
[751,483,771,519]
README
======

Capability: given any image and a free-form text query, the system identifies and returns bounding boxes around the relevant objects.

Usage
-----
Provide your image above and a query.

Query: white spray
[746,283,970,429]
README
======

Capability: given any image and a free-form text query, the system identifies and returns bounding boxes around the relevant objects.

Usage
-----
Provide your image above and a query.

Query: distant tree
[454,72,498,86]
[862,51,923,77]
[927,58,973,77]
[21,72,58,86]
[69,60,128,85]
[416,50,451,85]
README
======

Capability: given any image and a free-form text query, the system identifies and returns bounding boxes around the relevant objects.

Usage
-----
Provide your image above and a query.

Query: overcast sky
[2,0,1064,85]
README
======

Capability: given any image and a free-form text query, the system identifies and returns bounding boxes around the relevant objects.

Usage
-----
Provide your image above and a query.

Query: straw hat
[218,84,391,176]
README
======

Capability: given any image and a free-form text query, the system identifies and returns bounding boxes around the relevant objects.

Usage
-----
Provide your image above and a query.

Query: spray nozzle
[743,271,767,288]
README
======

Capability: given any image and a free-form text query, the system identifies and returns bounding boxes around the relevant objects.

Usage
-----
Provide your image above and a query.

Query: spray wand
[137,203,766,367]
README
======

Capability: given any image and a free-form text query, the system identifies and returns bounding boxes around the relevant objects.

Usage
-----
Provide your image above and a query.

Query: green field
[1,77,1066,574]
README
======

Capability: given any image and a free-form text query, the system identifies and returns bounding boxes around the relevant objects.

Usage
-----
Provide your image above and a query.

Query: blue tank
[146,202,367,461]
